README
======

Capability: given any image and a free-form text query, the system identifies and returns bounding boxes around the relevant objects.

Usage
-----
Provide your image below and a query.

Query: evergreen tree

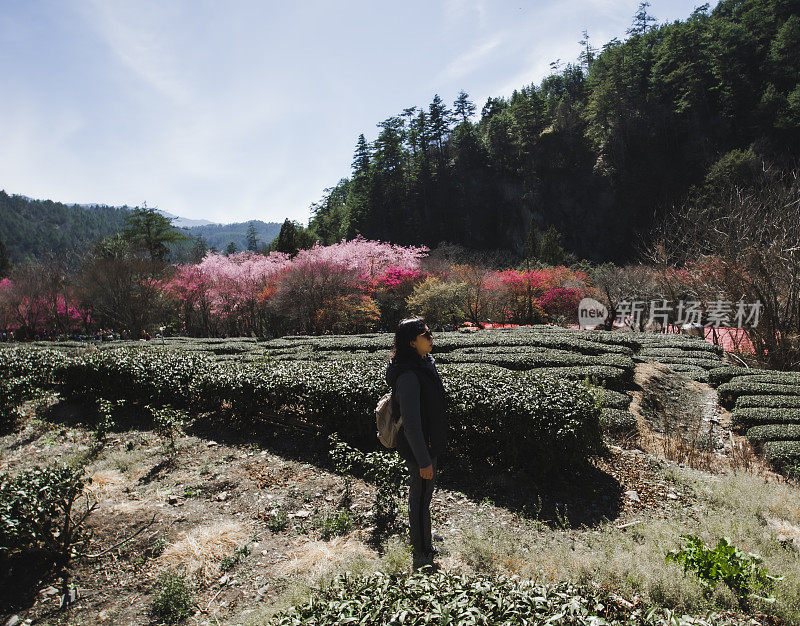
[627,1,656,36]
[225,241,238,255]
[427,94,452,157]
[272,219,301,255]
[191,234,209,263]
[454,90,477,125]
[246,222,259,251]
[122,206,187,261]
[0,240,11,278]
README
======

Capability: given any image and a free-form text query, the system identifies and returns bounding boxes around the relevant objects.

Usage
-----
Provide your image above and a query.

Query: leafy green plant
[666,535,781,609]
[267,508,289,533]
[219,544,251,572]
[268,571,733,625]
[329,434,405,543]
[151,570,195,624]
[150,405,191,448]
[0,465,95,610]
[318,510,353,541]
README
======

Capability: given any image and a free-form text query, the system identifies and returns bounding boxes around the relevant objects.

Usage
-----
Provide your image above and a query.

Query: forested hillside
[308,0,800,262]
[0,191,130,264]
[0,191,282,264]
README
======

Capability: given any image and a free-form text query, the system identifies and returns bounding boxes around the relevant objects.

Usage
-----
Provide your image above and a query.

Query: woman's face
[410,326,433,357]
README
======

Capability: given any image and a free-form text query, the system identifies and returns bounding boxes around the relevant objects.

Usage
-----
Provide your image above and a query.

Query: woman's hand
[419,465,434,480]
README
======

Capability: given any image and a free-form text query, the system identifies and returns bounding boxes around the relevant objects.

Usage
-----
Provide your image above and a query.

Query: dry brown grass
[86,469,127,501]
[271,537,376,581]
[157,521,249,585]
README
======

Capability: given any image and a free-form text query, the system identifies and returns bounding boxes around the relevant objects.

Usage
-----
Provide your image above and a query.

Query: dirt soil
[0,392,783,625]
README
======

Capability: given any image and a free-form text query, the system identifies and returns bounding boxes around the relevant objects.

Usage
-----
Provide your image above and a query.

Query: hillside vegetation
[308,0,800,261]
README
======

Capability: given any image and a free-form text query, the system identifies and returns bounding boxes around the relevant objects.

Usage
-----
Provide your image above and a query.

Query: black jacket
[385,354,448,467]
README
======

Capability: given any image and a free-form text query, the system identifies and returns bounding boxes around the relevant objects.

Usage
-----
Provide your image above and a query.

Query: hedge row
[762,440,800,469]
[746,424,800,443]
[736,395,800,409]
[269,572,676,625]
[590,389,632,410]
[632,355,723,369]
[436,350,634,371]
[728,373,800,386]
[707,366,756,387]
[656,364,711,383]
[7,347,604,471]
[600,409,638,435]
[717,381,800,407]
[731,408,800,428]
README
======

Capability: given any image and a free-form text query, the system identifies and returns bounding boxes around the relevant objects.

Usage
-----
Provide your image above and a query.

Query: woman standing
[385,317,448,571]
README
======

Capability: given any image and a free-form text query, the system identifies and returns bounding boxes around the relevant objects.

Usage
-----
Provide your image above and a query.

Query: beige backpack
[376,391,402,448]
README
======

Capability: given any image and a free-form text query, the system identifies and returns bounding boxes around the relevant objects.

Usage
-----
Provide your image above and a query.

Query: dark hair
[391,317,427,361]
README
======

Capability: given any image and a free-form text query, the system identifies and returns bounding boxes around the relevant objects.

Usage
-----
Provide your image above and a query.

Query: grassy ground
[2,374,799,624]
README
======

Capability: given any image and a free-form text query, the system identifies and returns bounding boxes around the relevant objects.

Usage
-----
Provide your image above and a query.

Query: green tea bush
[717,381,800,408]
[731,408,800,428]
[633,355,723,369]
[0,375,44,431]
[268,571,720,625]
[2,345,607,472]
[590,388,631,410]
[736,395,800,409]
[150,570,195,624]
[532,365,633,391]
[727,373,800,386]
[655,364,711,382]
[601,409,638,436]
[443,369,604,470]
[708,366,756,387]
[666,535,779,609]
[0,465,89,608]
[745,424,800,443]
[54,347,216,408]
[762,440,800,469]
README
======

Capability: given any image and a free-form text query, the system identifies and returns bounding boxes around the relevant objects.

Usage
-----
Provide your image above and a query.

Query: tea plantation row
[0,346,605,472]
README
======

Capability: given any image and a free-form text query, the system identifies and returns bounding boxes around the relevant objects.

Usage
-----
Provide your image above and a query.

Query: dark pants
[405,456,437,555]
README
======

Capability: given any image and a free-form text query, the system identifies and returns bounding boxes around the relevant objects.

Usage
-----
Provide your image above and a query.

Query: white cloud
[439,35,504,81]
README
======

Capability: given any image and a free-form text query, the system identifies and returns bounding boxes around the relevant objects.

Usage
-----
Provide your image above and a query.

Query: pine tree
[627,2,656,36]
[0,240,11,278]
[453,90,476,125]
[246,222,259,251]
[122,205,186,261]
[225,241,238,255]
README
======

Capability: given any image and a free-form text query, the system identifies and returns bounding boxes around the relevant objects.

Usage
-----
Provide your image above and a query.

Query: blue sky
[0,0,717,225]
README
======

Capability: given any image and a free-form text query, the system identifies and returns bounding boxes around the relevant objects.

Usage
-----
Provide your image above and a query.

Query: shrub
[318,510,353,541]
[736,395,800,409]
[267,571,714,625]
[601,409,638,435]
[150,570,195,624]
[590,388,631,410]
[717,381,800,407]
[0,465,89,609]
[532,365,633,391]
[708,366,756,387]
[762,440,800,469]
[665,535,779,609]
[728,373,800,386]
[746,424,800,443]
[731,408,800,429]
[0,375,44,431]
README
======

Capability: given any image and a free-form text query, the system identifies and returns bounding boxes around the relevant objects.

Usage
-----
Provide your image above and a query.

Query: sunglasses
[419,329,433,340]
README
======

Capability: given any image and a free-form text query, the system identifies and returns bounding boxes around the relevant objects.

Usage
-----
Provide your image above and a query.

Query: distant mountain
[185,220,282,252]
[0,191,283,264]
[0,191,130,264]
[156,209,212,229]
